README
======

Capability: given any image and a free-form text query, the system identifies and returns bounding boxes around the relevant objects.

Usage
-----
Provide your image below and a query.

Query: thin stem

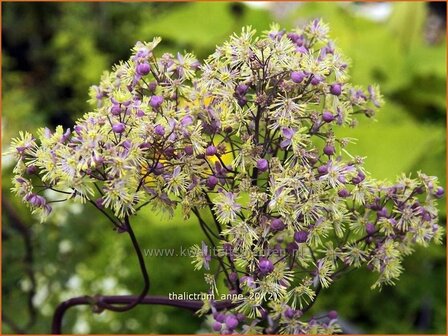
[88,200,123,230]
[51,295,234,334]
[301,264,351,315]
[51,215,151,333]
[203,193,222,235]
[192,208,233,288]
[97,216,150,312]
[302,284,322,314]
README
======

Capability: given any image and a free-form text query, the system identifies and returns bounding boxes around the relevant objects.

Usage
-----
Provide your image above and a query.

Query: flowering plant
[8,20,444,334]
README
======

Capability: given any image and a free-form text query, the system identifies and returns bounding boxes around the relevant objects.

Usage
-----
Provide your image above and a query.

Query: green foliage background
[2,2,446,334]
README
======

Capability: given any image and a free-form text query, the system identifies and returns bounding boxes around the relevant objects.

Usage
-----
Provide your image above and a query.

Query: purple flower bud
[296,46,308,54]
[217,240,228,254]
[256,159,269,172]
[181,115,193,126]
[110,104,121,116]
[310,75,322,86]
[184,146,193,155]
[269,31,284,40]
[258,307,269,319]
[124,107,132,116]
[328,310,338,320]
[112,123,125,133]
[324,42,335,54]
[259,258,274,274]
[191,60,201,70]
[296,35,305,47]
[287,32,299,42]
[337,174,347,184]
[225,315,239,330]
[136,62,151,76]
[16,177,27,184]
[305,153,318,166]
[228,272,238,282]
[411,201,420,210]
[139,142,151,150]
[338,189,350,198]
[74,125,83,136]
[236,84,249,95]
[214,312,225,323]
[237,96,247,107]
[414,186,424,194]
[31,195,44,207]
[270,218,285,231]
[206,145,217,156]
[317,165,328,175]
[154,124,165,136]
[294,230,308,243]
[44,204,52,215]
[150,95,164,108]
[236,313,245,322]
[319,47,328,61]
[60,128,71,143]
[147,81,157,92]
[291,71,306,84]
[26,165,37,175]
[284,307,295,319]
[422,210,432,222]
[206,176,218,189]
[377,207,388,218]
[212,322,222,332]
[366,223,376,235]
[323,144,335,156]
[435,187,444,198]
[29,194,46,207]
[240,275,255,288]
[92,153,104,165]
[330,83,342,96]
[122,140,132,149]
[154,162,164,175]
[164,147,175,158]
[352,171,365,185]
[389,218,398,227]
[322,111,335,122]
[351,177,361,185]
[282,127,295,139]
[286,242,298,254]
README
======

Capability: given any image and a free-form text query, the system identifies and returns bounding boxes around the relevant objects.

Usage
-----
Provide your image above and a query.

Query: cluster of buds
[8,20,443,334]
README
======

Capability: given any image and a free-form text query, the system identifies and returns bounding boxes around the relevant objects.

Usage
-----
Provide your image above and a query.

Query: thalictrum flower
[7,21,443,335]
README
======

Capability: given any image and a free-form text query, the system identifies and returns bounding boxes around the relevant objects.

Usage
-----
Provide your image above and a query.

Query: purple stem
[51,295,233,334]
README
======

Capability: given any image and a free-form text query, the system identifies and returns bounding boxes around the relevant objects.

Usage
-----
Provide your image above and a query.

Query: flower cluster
[8,20,444,334]
[9,38,205,225]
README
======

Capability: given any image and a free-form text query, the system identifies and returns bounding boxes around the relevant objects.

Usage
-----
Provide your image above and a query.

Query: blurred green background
[1,1,446,334]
